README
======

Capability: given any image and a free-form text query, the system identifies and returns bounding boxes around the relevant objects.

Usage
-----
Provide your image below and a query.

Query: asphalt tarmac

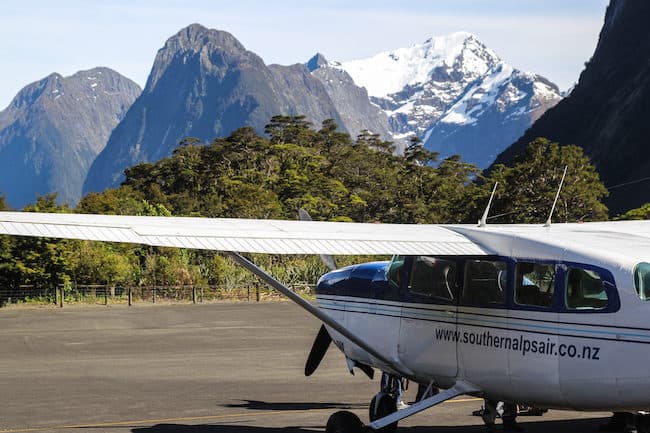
[0,302,611,433]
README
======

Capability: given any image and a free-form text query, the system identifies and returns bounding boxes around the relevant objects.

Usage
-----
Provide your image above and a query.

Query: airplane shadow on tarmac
[132,417,607,433]
[223,400,366,411]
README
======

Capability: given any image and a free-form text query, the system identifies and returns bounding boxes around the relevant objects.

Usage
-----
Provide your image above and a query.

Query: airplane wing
[0,210,488,378]
[0,211,487,256]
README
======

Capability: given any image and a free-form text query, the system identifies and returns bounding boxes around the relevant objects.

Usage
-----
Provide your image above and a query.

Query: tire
[369,392,398,433]
[325,410,364,433]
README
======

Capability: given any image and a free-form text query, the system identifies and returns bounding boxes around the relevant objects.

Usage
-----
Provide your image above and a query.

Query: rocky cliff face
[0,68,140,207]
[84,25,392,194]
[493,0,650,214]
[307,54,395,149]
[335,33,562,168]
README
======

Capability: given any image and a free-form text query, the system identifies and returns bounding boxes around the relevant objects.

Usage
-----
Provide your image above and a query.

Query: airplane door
[398,256,459,386]
[457,259,509,392]
[508,262,562,406]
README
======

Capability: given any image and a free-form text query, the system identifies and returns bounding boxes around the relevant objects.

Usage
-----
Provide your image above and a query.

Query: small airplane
[1,184,650,433]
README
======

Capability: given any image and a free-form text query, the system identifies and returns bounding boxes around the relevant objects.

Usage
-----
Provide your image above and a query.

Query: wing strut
[367,380,480,430]
[224,252,411,376]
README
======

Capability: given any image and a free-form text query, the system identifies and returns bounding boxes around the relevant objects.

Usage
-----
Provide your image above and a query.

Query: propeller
[299,210,373,379]
[299,209,337,376]
[305,324,333,376]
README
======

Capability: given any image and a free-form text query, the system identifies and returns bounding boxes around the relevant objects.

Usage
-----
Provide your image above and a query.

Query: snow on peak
[337,32,499,98]
[440,63,515,125]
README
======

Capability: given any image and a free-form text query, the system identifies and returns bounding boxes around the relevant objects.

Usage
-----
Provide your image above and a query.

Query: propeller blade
[298,209,338,271]
[305,324,332,376]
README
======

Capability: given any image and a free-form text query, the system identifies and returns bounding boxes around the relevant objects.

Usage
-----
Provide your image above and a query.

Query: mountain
[84,25,393,194]
[335,32,562,168]
[493,0,650,214]
[0,68,140,207]
[307,54,395,148]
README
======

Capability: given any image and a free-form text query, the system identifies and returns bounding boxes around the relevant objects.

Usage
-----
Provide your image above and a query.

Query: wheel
[326,410,364,433]
[369,392,398,433]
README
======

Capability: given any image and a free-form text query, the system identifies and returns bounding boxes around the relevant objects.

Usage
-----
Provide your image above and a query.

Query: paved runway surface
[0,302,610,432]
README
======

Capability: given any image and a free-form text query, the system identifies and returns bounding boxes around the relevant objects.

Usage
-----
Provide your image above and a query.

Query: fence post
[247,287,251,302]
[152,287,156,304]
[256,286,260,302]
[192,286,197,304]
[200,287,204,303]
[128,287,132,306]
[59,286,64,308]
[104,287,109,306]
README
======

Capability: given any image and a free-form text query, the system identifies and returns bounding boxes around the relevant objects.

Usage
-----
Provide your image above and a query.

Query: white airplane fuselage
[317,225,650,412]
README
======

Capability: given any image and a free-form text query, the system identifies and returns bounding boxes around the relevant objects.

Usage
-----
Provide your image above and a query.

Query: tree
[482,138,608,224]
[72,242,135,287]
[265,115,315,145]
[614,203,650,220]
[404,135,438,166]
[0,195,16,304]
[9,194,78,291]
[0,116,500,296]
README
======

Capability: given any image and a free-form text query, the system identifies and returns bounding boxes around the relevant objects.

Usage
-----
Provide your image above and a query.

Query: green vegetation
[0,117,612,306]
[614,203,650,221]
[484,138,609,223]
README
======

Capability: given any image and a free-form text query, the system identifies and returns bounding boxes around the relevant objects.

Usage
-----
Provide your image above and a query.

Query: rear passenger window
[515,262,555,308]
[566,267,607,310]
[408,257,456,302]
[634,262,650,300]
[462,260,507,306]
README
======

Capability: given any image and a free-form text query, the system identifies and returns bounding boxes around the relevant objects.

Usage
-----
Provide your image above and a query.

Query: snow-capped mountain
[334,32,562,168]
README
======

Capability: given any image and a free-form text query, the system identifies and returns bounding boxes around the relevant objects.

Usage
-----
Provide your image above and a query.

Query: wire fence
[0,283,315,308]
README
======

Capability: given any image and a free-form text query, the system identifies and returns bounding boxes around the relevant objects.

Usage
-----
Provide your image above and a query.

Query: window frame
[507,259,619,314]
[393,255,620,314]
[459,258,510,309]
[406,256,458,304]
[564,266,608,311]
[513,261,559,310]
[556,262,619,314]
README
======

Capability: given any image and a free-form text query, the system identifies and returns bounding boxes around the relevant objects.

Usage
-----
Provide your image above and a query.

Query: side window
[462,260,507,306]
[386,255,406,289]
[515,262,556,308]
[634,262,650,300]
[565,267,607,310]
[408,257,456,302]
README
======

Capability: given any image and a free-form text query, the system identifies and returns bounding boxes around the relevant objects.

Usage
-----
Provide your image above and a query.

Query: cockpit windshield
[386,255,405,288]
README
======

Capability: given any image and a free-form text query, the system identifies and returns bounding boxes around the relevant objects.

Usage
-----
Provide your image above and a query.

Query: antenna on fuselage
[478,182,498,228]
[544,165,568,228]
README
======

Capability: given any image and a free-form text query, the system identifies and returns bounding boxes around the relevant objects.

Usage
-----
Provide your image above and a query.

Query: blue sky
[1,1,609,109]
